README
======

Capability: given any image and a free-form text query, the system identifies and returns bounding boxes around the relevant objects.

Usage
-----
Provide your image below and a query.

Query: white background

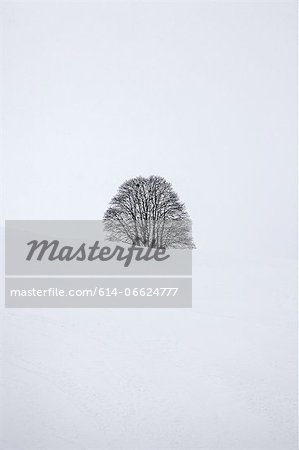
[1,1,297,449]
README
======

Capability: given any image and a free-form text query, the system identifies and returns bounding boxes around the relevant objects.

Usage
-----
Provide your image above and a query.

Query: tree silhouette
[103,176,194,249]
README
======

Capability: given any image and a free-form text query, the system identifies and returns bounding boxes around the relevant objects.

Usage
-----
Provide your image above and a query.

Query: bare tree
[103,176,194,249]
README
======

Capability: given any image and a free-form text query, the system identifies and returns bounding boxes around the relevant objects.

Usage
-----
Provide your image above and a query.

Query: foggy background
[1,1,297,449]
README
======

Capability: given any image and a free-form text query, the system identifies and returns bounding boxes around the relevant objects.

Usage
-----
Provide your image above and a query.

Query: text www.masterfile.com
[9,287,179,297]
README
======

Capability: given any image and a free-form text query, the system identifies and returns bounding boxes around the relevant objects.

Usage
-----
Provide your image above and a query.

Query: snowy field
[1,252,297,450]
[1,1,297,448]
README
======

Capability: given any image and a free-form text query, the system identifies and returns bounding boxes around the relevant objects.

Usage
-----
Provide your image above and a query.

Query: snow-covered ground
[1,2,296,448]
[1,252,297,449]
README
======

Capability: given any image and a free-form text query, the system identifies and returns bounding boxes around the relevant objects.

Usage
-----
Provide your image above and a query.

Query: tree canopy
[103,175,194,249]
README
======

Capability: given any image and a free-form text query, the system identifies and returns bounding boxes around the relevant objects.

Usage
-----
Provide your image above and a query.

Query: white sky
[2,1,297,259]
